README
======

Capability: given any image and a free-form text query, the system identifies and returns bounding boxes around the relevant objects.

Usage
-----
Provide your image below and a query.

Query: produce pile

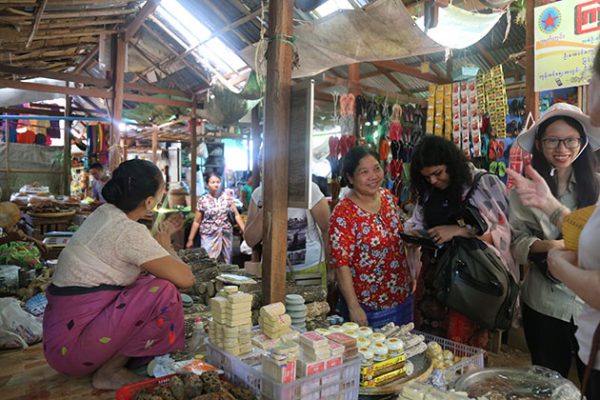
[133,372,255,400]
[27,201,78,214]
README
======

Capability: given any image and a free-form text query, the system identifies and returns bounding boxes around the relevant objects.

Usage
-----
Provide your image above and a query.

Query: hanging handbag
[432,173,519,330]
[227,209,237,227]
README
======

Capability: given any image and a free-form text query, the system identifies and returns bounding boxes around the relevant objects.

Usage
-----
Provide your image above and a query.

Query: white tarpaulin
[416,4,505,50]
[241,0,445,78]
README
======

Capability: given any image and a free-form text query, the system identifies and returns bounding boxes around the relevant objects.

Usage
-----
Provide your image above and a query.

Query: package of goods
[300,331,331,361]
[327,332,358,359]
[262,356,297,384]
[208,338,362,400]
[208,288,253,356]
[426,85,436,135]
[360,365,407,387]
[259,302,292,339]
[360,353,407,382]
[444,84,453,140]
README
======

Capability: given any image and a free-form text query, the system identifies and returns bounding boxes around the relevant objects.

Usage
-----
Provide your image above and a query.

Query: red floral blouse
[329,189,411,310]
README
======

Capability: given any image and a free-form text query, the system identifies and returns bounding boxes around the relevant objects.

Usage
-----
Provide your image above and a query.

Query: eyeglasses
[541,137,582,149]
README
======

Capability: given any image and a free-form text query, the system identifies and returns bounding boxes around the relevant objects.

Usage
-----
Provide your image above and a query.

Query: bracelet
[549,205,568,226]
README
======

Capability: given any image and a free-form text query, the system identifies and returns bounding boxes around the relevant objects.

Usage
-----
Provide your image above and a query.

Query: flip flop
[497,161,506,177]
[489,139,498,161]
[329,136,340,159]
[379,138,390,161]
[489,161,498,175]
[497,140,506,161]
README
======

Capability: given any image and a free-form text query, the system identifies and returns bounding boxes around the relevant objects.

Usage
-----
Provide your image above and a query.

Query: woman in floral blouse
[186,173,245,263]
[330,146,412,328]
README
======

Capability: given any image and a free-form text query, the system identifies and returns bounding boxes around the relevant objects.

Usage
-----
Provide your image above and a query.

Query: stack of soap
[300,331,331,362]
[285,294,307,331]
[328,332,358,359]
[208,287,253,356]
[259,302,292,339]
[262,342,297,384]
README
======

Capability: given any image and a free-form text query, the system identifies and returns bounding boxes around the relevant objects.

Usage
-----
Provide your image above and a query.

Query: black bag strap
[462,171,488,206]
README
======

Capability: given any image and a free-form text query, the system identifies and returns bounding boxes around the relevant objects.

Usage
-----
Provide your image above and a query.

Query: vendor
[0,201,47,258]
[88,162,108,202]
[43,159,195,390]
[329,146,412,328]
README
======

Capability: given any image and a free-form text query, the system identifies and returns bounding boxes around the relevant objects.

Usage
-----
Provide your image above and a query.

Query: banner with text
[534,0,600,92]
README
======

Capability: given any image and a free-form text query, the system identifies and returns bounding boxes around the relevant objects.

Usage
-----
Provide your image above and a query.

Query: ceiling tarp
[0,79,63,108]
[416,4,505,50]
[240,0,445,78]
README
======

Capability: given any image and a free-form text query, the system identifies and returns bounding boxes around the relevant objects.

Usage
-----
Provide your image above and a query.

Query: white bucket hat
[516,103,600,152]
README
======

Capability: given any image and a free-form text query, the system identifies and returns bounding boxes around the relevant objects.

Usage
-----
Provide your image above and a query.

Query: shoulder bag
[432,173,519,330]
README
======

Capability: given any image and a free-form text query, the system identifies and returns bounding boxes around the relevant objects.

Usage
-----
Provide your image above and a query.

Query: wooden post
[525,0,539,120]
[251,105,261,189]
[262,0,293,305]
[190,96,198,211]
[152,126,158,163]
[110,34,126,171]
[348,63,361,138]
[64,93,72,195]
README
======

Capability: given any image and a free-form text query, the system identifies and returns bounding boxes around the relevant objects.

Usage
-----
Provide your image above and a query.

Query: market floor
[0,343,114,400]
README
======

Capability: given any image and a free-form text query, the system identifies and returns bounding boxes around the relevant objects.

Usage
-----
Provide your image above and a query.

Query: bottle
[189,317,207,356]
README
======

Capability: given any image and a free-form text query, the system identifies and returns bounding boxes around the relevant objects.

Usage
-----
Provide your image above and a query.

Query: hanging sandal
[489,139,498,161]
[489,161,498,175]
[497,161,506,178]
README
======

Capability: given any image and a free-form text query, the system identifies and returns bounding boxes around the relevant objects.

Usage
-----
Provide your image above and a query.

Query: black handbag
[432,236,519,330]
[227,209,237,227]
[432,172,519,330]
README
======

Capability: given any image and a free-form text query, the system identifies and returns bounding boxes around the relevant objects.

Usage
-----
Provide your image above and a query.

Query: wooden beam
[203,0,252,46]
[323,75,414,102]
[375,67,411,95]
[64,91,71,195]
[110,34,126,172]
[0,63,109,87]
[123,92,193,108]
[251,105,261,188]
[74,44,99,73]
[0,8,137,20]
[141,23,210,85]
[154,8,261,74]
[262,0,293,305]
[525,0,538,119]
[5,29,117,41]
[475,42,496,68]
[190,95,197,212]
[370,60,446,84]
[152,126,158,163]
[26,0,48,48]
[125,82,189,98]
[128,41,173,81]
[124,0,158,41]
[0,77,112,98]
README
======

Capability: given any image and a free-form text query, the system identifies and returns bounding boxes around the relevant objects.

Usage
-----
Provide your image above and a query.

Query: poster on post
[534,0,600,92]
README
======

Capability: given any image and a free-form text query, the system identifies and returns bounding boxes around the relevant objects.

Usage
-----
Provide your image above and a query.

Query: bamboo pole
[26,0,49,48]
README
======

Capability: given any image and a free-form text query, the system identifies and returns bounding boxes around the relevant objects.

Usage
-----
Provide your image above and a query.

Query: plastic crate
[417,331,485,383]
[206,341,361,400]
[115,374,175,400]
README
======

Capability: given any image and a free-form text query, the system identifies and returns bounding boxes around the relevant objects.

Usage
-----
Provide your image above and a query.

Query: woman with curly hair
[405,136,517,346]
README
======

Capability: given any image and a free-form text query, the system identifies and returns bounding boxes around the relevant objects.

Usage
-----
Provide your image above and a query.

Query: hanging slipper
[497,161,507,178]
[497,140,506,161]
[379,138,390,162]
[489,161,498,175]
[489,139,498,161]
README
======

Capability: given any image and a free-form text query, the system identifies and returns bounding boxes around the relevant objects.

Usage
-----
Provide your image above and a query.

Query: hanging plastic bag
[0,297,43,349]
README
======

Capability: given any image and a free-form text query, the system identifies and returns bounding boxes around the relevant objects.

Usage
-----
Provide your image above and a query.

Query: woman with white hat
[508,102,600,380]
